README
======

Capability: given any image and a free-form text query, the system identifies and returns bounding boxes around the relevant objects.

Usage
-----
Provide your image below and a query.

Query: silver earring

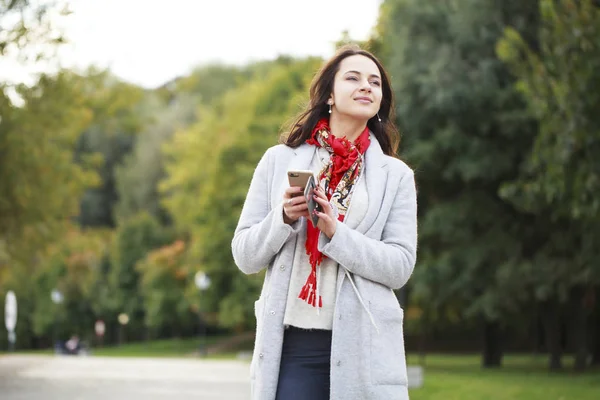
[329,104,332,114]
[377,113,382,122]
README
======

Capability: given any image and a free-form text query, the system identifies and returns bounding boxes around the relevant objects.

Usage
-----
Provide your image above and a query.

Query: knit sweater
[283,147,368,330]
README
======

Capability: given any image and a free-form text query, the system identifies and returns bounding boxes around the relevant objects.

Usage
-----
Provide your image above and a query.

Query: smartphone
[287,170,314,197]
[304,175,322,227]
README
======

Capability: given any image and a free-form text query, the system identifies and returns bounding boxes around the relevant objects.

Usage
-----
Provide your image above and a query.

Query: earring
[329,104,332,114]
[377,113,382,122]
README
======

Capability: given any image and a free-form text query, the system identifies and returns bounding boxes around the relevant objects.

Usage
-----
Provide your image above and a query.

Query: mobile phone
[287,170,314,197]
[304,175,322,227]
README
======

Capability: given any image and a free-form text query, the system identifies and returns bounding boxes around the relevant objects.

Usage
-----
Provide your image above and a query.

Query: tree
[107,212,173,341]
[161,57,321,330]
[115,93,198,225]
[0,0,69,71]
[74,70,147,228]
[0,71,99,265]
[497,0,600,371]
[374,0,540,367]
[31,227,111,345]
[137,239,196,337]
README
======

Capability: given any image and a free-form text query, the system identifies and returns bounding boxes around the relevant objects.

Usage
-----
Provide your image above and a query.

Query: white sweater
[283,147,368,330]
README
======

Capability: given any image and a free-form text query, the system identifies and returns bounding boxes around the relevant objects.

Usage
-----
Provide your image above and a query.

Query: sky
[1,0,382,89]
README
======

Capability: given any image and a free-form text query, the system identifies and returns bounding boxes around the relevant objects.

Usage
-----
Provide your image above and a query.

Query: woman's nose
[359,79,372,92]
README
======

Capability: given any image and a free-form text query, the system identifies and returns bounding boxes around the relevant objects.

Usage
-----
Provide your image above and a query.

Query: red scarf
[298,118,371,308]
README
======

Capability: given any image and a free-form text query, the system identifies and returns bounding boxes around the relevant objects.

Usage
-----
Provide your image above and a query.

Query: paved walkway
[0,354,251,399]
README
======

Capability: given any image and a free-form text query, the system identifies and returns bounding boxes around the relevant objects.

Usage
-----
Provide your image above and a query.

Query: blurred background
[1,0,599,399]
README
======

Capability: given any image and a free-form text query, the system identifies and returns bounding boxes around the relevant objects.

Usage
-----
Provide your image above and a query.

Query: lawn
[11,334,254,359]
[407,353,600,400]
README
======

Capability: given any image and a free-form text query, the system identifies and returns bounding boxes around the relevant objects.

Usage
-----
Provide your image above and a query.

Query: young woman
[232,44,417,400]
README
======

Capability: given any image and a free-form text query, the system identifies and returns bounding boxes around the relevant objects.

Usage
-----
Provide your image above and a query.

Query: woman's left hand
[312,187,337,239]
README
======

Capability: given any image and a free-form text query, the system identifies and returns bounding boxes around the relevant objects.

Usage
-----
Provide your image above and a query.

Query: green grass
[91,337,225,357]
[10,334,254,359]
[407,353,600,400]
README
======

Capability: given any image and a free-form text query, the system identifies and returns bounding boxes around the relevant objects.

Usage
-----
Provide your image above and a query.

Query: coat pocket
[370,302,408,386]
[250,297,265,379]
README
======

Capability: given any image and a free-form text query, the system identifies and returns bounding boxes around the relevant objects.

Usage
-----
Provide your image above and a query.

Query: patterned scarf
[298,118,371,308]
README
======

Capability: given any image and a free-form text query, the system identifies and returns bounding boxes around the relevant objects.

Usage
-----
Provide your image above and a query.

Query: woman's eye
[371,81,381,87]
[347,76,358,81]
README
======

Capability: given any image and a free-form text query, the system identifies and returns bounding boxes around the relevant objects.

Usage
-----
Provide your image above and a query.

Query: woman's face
[329,54,383,122]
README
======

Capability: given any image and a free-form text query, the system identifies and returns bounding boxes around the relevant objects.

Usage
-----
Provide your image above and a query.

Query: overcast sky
[1,0,382,88]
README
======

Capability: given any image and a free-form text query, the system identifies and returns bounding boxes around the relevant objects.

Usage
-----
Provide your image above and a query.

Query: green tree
[0,71,99,270]
[107,212,173,341]
[497,0,600,371]
[374,0,540,367]
[115,93,198,225]
[74,70,147,228]
[137,239,196,337]
[31,227,111,345]
[161,57,321,330]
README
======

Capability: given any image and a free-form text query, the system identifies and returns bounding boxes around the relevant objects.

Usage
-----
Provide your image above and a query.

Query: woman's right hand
[283,187,309,224]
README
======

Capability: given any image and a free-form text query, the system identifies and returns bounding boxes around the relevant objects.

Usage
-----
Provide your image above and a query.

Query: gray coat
[232,135,418,400]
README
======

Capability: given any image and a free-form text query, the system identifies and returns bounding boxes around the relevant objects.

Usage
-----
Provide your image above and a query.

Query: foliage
[30,226,111,341]
[375,0,540,328]
[0,71,99,265]
[161,57,321,329]
[0,0,69,66]
[115,93,199,224]
[74,69,147,228]
[107,212,174,337]
[136,239,197,336]
[497,0,600,222]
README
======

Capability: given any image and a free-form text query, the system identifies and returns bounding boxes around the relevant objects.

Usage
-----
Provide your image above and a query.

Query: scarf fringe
[298,222,323,308]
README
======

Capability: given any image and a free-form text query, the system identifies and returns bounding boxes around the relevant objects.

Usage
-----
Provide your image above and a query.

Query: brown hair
[280,44,400,157]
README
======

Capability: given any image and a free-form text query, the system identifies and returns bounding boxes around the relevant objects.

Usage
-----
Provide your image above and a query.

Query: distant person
[65,335,80,355]
[232,44,417,400]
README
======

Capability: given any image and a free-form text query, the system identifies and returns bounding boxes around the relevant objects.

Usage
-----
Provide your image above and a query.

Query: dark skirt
[275,326,332,400]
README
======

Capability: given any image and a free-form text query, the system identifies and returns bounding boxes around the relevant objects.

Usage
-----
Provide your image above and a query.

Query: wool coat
[231,134,418,400]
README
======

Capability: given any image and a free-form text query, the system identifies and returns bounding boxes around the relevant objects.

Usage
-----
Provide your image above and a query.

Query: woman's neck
[329,114,367,142]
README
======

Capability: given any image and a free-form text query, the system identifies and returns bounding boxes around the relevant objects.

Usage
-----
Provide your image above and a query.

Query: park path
[0,354,251,399]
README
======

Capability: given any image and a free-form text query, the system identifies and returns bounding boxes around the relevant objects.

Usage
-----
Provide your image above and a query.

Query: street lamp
[50,289,63,351]
[194,271,211,356]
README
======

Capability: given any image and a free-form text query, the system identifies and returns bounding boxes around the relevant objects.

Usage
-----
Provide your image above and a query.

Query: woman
[232,44,417,400]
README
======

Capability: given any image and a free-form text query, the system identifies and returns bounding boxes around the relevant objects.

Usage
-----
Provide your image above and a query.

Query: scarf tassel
[298,269,323,308]
[299,223,323,308]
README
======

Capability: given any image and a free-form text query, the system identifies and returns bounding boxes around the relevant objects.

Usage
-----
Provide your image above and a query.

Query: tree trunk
[592,316,600,366]
[570,286,588,372]
[482,320,503,368]
[540,299,563,371]
[589,289,600,366]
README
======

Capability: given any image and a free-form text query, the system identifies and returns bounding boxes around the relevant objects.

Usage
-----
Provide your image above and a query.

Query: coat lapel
[354,134,388,234]
[272,144,316,209]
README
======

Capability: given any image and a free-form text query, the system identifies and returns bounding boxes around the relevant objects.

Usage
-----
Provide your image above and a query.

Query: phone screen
[304,175,322,227]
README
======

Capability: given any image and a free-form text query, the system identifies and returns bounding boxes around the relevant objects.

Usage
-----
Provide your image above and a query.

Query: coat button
[270,310,275,315]
[259,353,264,358]
[280,265,285,271]
[336,360,341,366]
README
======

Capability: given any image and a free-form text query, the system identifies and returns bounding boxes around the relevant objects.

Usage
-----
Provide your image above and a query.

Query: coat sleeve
[318,168,417,289]
[231,147,302,275]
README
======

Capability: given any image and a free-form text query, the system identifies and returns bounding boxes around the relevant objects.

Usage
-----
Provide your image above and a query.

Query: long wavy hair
[280,44,400,157]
